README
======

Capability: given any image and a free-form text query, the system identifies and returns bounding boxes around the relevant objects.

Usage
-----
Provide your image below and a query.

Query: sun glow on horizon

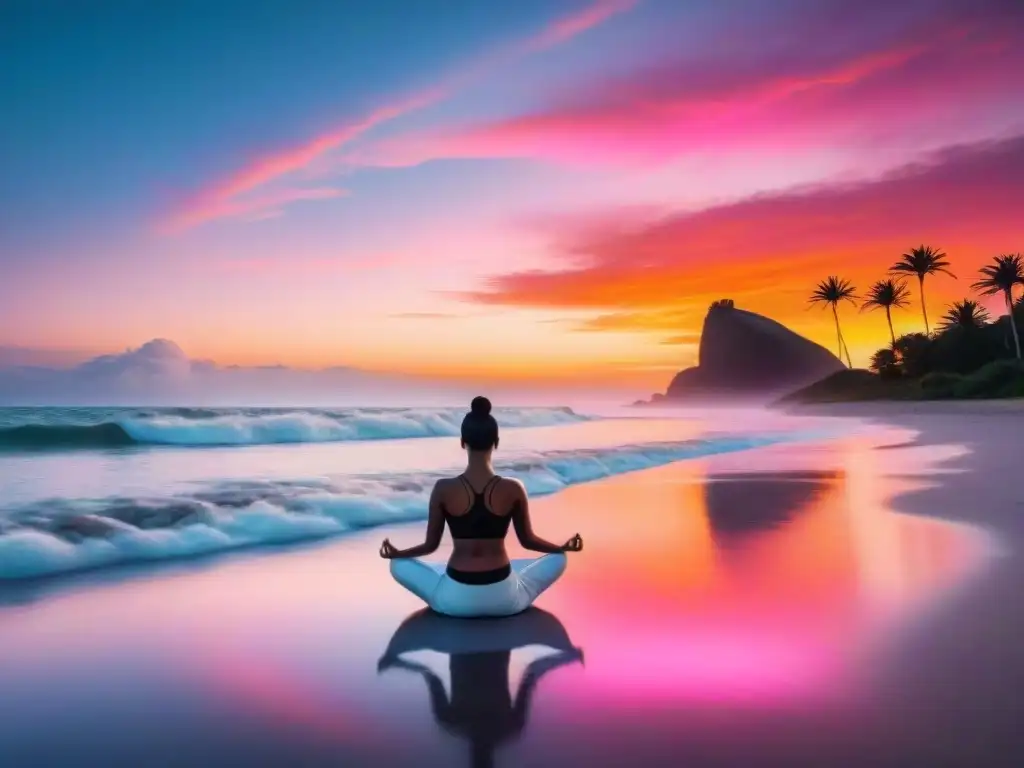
[3,1,1023,385]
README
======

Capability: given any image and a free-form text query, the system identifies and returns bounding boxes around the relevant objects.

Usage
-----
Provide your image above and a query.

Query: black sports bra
[443,475,513,540]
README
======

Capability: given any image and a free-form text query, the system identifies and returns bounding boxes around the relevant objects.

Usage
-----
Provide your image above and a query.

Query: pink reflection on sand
[586,630,835,703]
[195,648,381,744]
[536,433,993,709]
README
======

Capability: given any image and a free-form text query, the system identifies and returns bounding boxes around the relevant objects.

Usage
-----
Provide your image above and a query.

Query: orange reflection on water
[537,437,991,707]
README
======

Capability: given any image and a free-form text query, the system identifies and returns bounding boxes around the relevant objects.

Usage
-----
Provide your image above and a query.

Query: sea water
[0,404,840,580]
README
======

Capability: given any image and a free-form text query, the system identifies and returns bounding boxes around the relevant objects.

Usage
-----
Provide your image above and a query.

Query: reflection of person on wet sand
[378,607,583,768]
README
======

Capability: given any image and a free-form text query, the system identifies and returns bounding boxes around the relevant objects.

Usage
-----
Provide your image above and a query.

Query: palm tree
[938,299,990,333]
[972,253,1024,359]
[889,245,955,335]
[860,278,911,346]
[809,276,857,368]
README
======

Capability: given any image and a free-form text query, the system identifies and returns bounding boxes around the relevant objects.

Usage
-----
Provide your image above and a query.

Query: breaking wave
[0,406,591,451]
[0,432,798,580]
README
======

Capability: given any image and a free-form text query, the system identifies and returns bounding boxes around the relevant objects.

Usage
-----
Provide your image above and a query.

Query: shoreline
[785,397,1024,417]
[2,402,1018,597]
[792,401,1024,537]
[2,403,1015,599]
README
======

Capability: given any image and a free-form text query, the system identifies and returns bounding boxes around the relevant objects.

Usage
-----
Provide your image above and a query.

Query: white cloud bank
[0,339,649,407]
[0,339,464,406]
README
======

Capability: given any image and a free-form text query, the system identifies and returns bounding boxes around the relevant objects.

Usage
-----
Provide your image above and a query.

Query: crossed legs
[390,553,567,617]
[511,553,567,602]
[390,559,446,604]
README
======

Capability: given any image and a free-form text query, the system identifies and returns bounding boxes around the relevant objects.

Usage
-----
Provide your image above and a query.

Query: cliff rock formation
[651,300,844,402]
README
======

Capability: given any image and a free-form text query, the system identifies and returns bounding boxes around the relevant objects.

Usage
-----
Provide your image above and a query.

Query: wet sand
[0,414,1020,767]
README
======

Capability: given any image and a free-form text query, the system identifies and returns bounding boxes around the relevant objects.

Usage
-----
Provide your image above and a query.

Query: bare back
[436,474,521,571]
[387,470,571,568]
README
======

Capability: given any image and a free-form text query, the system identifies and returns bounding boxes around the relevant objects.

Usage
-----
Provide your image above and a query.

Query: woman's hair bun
[462,396,498,450]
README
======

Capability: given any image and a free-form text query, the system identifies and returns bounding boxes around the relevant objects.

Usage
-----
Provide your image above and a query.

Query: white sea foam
[0,432,807,580]
[119,407,587,445]
[0,406,592,450]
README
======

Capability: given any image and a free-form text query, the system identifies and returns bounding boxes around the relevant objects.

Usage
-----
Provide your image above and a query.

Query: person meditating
[380,396,583,618]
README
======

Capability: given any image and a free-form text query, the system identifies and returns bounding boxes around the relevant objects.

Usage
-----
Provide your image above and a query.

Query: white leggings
[390,554,568,618]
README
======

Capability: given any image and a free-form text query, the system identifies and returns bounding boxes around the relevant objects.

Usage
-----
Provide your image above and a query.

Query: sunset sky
[3,0,1024,391]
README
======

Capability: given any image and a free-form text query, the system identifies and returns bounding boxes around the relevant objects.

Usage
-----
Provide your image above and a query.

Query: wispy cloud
[659,333,701,346]
[163,0,638,233]
[389,311,462,319]
[214,252,401,275]
[524,0,636,49]
[163,186,346,233]
[349,1,1024,169]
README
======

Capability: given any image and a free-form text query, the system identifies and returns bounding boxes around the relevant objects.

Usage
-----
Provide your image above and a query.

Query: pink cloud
[352,3,1024,169]
[163,0,637,233]
[525,0,637,49]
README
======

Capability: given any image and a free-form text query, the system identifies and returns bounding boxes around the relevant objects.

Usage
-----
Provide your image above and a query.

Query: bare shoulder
[431,476,459,501]
[497,476,527,500]
[434,476,463,492]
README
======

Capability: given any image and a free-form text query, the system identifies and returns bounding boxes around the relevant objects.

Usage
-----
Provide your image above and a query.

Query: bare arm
[510,480,580,554]
[380,481,445,559]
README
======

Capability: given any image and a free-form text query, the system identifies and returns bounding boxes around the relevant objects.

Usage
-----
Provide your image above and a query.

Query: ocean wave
[0,433,795,580]
[0,406,590,451]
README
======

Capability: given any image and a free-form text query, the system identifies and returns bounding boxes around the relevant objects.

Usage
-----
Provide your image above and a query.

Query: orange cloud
[465,135,1024,362]
[659,334,701,346]
[163,0,637,232]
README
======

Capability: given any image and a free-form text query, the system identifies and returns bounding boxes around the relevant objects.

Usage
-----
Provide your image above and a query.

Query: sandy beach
[0,407,1021,767]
